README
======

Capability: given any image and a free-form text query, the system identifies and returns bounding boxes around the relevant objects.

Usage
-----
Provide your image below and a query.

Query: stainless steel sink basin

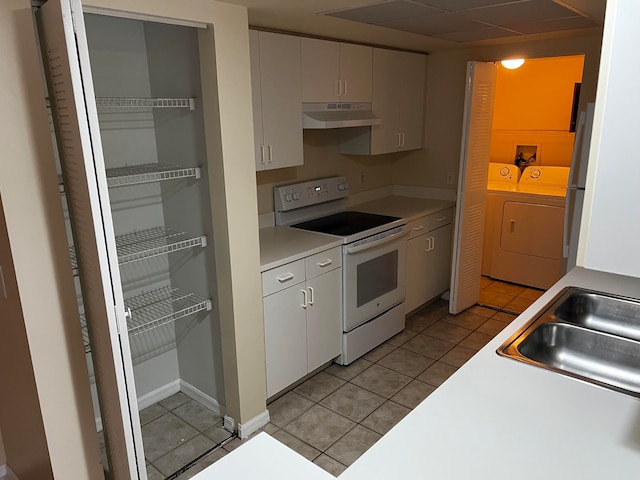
[498,287,640,398]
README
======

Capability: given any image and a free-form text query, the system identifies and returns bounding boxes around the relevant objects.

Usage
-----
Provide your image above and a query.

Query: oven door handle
[345,227,409,255]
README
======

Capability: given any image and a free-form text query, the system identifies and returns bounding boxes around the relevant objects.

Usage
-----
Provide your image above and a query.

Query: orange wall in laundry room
[492,55,585,131]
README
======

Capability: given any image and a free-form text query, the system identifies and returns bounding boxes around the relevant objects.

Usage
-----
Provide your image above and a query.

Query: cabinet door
[340,43,372,102]
[306,268,343,372]
[301,37,340,102]
[425,224,452,301]
[258,32,303,169]
[405,233,430,313]
[398,51,426,152]
[249,30,265,170]
[370,48,400,154]
[263,285,308,397]
[37,1,144,477]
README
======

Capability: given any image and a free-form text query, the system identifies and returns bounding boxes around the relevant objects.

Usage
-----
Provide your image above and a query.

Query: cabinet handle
[342,79,348,97]
[277,273,294,283]
[259,145,266,165]
[317,259,333,267]
[437,216,447,222]
[308,286,314,306]
[301,288,308,309]
[510,219,516,233]
[396,133,401,147]
[335,79,342,97]
[425,236,434,252]
[400,132,405,146]
[430,236,435,251]
[267,145,273,163]
[412,225,425,232]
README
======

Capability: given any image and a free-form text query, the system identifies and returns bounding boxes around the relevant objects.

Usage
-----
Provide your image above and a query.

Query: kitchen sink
[498,287,640,398]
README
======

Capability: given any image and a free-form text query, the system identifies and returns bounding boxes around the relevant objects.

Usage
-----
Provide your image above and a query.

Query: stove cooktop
[292,211,401,237]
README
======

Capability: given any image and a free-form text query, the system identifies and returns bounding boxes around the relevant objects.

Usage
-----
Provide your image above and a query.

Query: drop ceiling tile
[459,0,580,26]
[327,0,441,25]
[434,26,521,41]
[411,0,521,12]
[380,12,488,35]
[510,15,599,34]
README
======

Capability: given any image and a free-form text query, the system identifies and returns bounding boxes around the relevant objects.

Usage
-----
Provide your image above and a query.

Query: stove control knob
[292,192,300,201]
[285,194,292,202]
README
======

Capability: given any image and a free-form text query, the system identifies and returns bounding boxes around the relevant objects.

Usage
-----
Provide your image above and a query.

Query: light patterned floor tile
[423,322,472,344]
[319,383,385,422]
[140,403,168,426]
[283,404,356,451]
[401,333,455,360]
[363,342,397,362]
[417,361,458,387]
[172,398,221,432]
[159,392,190,411]
[466,305,496,318]
[440,311,488,330]
[271,430,321,461]
[459,331,493,351]
[519,288,545,300]
[324,358,373,381]
[484,281,526,296]
[267,391,315,427]
[153,434,215,476]
[477,319,508,336]
[314,454,347,476]
[361,401,411,435]
[439,345,476,368]
[479,290,514,308]
[391,380,436,409]
[142,412,199,462]
[492,311,517,324]
[386,329,418,346]
[294,371,346,403]
[504,296,535,313]
[175,448,228,479]
[325,425,381,466]
[405,313,439,332]
[377,348,434,377]
[350,364,412,398]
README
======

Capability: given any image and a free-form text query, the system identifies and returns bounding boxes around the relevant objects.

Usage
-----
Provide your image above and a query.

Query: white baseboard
[0,464,18,480]
[237,410,270,439]
[223,415,235,432]
[137,380,181,411]
[180,380,225,418]
[96,379,227,432]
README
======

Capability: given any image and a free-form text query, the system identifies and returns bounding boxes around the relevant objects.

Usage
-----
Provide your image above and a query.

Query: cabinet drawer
[426,207,454,231]
[305,246,342,279]
[262,259,305,296]
[406,217,429,239]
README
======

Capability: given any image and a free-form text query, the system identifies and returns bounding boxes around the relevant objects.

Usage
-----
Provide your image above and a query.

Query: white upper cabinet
[250,30,303,170]
[578,0,640,277]
[301,38,372,103]
[339,48,427,155]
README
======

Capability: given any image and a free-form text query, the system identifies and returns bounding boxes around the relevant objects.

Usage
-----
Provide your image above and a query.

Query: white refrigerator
[564,102,595,270]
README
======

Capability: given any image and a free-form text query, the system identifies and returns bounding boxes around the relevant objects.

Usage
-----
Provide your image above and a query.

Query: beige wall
[0,1,103,478]
[392,33,603,190]
[256,129,408,214]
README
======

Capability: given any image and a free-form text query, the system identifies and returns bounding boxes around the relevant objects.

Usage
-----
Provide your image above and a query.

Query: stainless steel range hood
[302,102,381,129]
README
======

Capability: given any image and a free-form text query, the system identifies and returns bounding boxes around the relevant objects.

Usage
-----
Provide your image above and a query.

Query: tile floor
[148,277,543,479]
[135,393,232,479]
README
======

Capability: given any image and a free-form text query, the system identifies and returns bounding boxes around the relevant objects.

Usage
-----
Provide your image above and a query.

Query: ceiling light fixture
[501,58,525,69]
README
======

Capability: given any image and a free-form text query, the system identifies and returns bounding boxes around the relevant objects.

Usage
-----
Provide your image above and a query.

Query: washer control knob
[292,192,300,201]
[338,183,346,191]
[284,194,292,202]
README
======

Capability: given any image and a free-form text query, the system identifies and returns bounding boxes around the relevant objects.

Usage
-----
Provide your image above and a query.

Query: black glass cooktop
[292,211,400,236]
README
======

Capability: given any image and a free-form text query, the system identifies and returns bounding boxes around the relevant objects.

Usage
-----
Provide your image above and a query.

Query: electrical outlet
[447,171,455,185]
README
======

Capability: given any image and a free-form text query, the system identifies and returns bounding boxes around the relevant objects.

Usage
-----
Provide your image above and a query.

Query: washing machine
[483,166,569,289]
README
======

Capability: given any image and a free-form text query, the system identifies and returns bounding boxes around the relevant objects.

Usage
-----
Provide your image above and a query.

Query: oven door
[343,227,409,332]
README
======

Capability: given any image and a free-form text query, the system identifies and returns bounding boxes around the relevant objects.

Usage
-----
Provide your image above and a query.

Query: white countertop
[259,226,342,272]
[259,195,455,271]
[195,267,640,478]
[342,266,640,479]
[351,195,454,222]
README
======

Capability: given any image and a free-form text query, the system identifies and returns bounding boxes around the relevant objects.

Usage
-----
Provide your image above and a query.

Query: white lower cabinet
[405,209,454,313]
[262,247,342,397]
